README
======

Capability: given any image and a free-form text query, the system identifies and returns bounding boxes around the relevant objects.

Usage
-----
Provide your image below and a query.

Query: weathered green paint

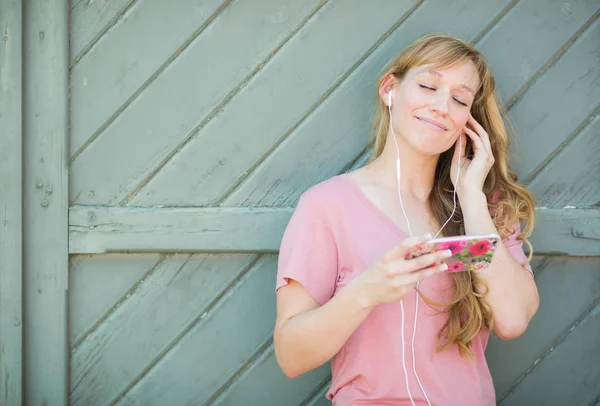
[487,257,600,398]
[0,1,23,404]
[22,0,69,403]
[0,0,595,404]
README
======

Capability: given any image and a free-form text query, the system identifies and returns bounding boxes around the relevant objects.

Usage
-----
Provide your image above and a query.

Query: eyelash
[418,84,468,107]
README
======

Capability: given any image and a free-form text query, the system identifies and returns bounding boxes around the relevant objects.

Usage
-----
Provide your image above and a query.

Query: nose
[430,92,449,115]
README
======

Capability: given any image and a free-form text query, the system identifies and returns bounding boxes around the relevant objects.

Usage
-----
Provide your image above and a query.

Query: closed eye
[419,84,468,107]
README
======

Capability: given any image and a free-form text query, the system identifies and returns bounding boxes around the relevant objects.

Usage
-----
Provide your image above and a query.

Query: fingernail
[440,263,448,271]
[444,250,453,257]
[424,233,432,240]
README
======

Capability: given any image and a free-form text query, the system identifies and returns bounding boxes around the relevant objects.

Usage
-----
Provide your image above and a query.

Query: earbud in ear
[387,92,392,106]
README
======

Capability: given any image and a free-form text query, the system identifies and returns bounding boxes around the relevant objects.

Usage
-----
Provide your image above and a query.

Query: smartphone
[405,233,500,272]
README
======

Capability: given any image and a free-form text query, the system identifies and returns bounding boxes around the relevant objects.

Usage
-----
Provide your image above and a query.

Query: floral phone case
[404,233,500,272]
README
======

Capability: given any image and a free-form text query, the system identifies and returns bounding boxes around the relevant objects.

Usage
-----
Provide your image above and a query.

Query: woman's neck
[367,133,439,202]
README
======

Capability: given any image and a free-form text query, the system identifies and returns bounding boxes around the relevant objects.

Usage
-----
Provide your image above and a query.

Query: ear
[378,74,396,106]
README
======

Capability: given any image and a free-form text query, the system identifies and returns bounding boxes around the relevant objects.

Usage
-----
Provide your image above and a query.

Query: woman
[273,34,539,406]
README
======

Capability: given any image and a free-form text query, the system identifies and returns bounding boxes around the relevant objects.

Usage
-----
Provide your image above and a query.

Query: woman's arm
[460,190,539,340]
[274,236,449,378]
[274,280,372,378]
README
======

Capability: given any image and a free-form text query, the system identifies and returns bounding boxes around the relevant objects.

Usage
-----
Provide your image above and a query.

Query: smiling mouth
[416,117,447,131]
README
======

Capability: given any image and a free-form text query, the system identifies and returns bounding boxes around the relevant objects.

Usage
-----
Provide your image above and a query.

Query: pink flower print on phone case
[469,239,492,256]
[448,261,465,273]
[441,240,467,255]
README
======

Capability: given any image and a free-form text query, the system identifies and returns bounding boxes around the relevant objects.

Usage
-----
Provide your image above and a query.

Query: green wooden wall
[0,0,599,405]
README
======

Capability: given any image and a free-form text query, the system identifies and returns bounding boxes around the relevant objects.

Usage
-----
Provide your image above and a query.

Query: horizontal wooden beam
[69,206,600,256]
[69,206,293,254]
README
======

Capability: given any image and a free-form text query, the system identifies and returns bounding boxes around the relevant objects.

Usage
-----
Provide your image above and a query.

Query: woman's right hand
[351,234,453,308]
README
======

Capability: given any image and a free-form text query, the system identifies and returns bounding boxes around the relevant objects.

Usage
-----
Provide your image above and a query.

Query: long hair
[369,34,536,359]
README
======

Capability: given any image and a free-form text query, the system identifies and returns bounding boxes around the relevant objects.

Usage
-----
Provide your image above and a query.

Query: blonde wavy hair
[369,34,536,359]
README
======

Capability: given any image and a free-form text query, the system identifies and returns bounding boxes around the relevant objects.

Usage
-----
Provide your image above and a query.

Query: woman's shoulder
[296,175,351,215]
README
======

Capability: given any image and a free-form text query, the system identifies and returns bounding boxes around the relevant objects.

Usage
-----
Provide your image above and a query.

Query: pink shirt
[276,175,533,406]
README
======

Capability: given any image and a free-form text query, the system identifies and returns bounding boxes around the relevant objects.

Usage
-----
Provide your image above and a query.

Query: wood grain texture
[70,206,600,255]
[476,0,599,104]
[509,16,600,181]
[0,1,23,404]
[499,301,600,406]
[113,256,276,405]
[70,0,227,156]
[222,0,509,207]
[70,0,133,63]
[69,206,292,253]
[70,0,325,205]
[22,0,69,404]
[486,257,600,399]
[531,208,600,256]
[210,346,330,406]
[70,253,257,405]
[69,253,162,346]
[528,113,600,208]
[127,0,419,207]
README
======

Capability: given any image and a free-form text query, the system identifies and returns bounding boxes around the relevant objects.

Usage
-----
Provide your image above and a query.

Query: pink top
[276,175,533,406]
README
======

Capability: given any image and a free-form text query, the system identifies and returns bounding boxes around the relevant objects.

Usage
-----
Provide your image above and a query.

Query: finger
[399,262,448,285]
[382,234,432,263]
[468,115,493,156]
[388,249,452,275]
[453,132,467,163]
[463,126,486,154]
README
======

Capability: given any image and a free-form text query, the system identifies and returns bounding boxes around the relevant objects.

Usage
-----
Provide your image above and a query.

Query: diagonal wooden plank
[302,377,333,406]
[69,206,600,255]
[499,300,600,406]
[477,0,599,104]
[126,0,423,207]
[486,257,600,399]
[70,0,326,205]
[114,256,277,405]
[69,253,163,348]
[70,0,134,65]
[208,343,331,406]
[0,1,23,404]
[70,253,258,405]
[70,0,230,158]
[510,15,600,181]
[222,0,511,207]
[528,111,600,208]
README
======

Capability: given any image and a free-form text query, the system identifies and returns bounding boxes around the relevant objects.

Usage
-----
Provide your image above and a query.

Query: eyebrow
[418,69,476,95]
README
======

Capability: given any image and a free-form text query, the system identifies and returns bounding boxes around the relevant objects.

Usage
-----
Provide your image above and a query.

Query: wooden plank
[69,0,325,205]
[528,113,600,208]
[70,206,600,255]
[69,253,162,346]
[477,0,599,104]
[530,208,600,256]
[70,253,257,405]
[69,0,227,156]
[486,257,600,399]
[0,0,23,404]
[211,346,331,406]
[304,378,333,406]
[222,0,509,207]
[508,16,600,181]
[22,0,69,404]
[68,205,292,254]
[70,0,132,62]
[127,0,421,207]
[500,301,600,406]
[116,256,278,405]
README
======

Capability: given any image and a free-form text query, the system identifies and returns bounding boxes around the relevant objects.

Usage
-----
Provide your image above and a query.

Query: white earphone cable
[388,93,461,406]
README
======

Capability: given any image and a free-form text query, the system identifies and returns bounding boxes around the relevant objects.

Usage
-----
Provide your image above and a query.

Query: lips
[416,116,447,131]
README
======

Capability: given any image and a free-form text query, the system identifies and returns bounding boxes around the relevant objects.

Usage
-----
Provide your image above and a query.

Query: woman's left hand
[450,112,495,196]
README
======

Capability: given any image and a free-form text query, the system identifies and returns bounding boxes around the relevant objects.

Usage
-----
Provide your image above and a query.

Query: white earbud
[387,92,392,106]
